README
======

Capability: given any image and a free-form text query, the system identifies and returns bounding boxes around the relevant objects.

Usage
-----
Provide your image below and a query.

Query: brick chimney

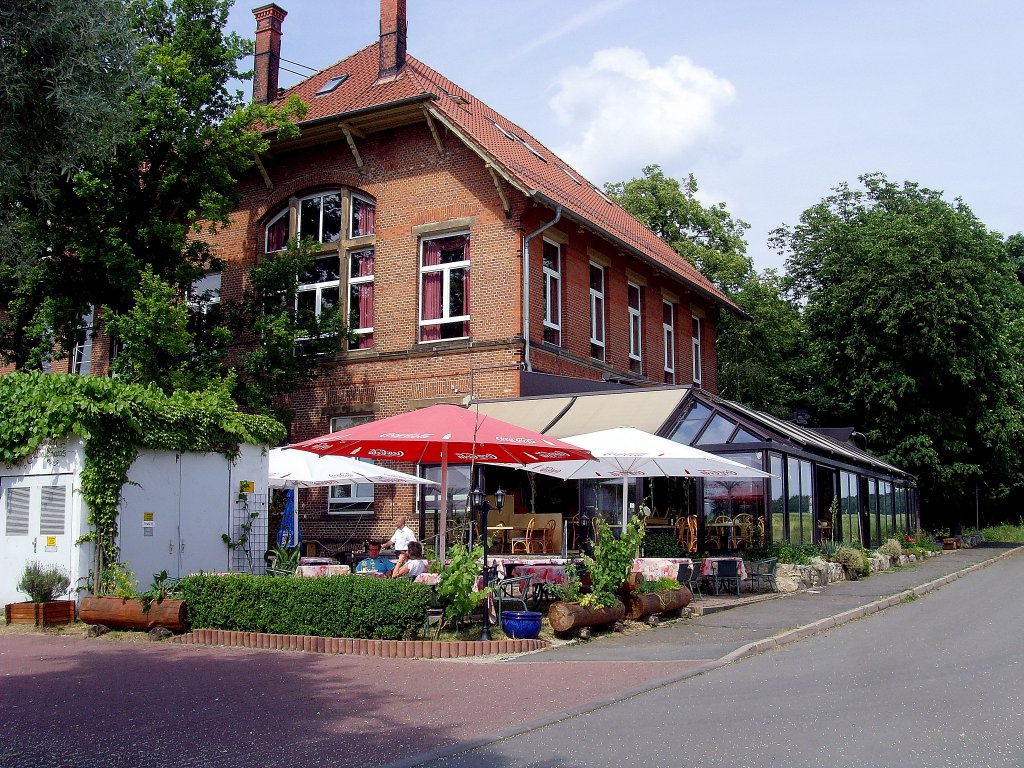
[378,0,407,79]
[252,4,287,104]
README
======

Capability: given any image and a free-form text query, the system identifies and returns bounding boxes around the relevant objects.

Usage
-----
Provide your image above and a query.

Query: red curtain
[353,198,376,237]
[266,214,289,252]
[420,238,442,341]
[351,249,374,349]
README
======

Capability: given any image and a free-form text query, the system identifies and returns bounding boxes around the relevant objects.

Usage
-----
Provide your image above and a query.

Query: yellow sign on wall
[46,536,56,547]
[239,480,255,494]
[143,511,154,522]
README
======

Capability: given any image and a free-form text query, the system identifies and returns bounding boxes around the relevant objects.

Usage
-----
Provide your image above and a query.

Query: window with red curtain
[420,233,470,341]
[351,195,376,238]
[266,210,289,252]
[349,248,374,349]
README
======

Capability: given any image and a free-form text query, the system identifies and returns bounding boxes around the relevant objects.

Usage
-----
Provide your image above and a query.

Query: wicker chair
[510,518,536,554]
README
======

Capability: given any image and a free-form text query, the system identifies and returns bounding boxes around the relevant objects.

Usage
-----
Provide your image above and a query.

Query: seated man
[355,542,394,575]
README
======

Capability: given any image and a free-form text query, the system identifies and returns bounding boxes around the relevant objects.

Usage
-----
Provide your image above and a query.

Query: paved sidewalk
[522,542,1020,664]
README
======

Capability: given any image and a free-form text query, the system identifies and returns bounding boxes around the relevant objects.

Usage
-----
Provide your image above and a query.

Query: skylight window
[557,164,583,185]
[593,185,614,204]
[486,116,522,143]
[520,139,546,162]
[316,74,349,95]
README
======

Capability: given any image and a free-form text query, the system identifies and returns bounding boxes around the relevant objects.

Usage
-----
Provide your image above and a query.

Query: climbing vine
[0,372,284,588]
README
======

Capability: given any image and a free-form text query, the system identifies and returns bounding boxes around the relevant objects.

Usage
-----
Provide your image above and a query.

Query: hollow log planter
[548,599,626,634]
[80,596,187,632]
[624,587,692,621]
[5,600,76,627]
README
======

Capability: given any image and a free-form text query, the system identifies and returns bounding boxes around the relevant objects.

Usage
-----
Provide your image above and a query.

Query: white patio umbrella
[269,448,436,546]
[506,427,772,531]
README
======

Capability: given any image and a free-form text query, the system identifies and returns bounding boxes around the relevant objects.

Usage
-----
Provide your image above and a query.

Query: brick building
[215,0,745,552]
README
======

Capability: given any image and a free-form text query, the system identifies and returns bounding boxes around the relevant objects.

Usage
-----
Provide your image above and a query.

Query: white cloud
[548,47,736,183]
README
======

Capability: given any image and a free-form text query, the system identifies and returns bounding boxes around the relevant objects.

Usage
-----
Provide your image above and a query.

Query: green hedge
[179,574,432,640]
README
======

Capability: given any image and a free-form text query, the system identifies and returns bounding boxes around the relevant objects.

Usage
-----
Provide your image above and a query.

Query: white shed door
[0,475,75,605]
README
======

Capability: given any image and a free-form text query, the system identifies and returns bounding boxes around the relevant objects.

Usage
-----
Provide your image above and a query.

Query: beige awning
[472,387,691,437]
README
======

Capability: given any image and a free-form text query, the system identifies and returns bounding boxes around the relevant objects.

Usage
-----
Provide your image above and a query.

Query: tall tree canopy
[607,165,805,414]
[774,173,1024,525]
[0,0,304,372]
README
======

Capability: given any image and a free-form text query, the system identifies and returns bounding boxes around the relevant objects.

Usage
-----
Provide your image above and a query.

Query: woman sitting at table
[390,540,428,579]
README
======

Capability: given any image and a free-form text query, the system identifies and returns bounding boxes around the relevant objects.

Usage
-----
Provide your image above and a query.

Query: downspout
[522,204,561,372]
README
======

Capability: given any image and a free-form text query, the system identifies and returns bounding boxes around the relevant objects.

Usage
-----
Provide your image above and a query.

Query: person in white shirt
[383,515,417,565]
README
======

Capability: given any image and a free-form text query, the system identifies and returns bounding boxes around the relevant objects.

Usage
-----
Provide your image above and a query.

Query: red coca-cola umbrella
[287,403,592,559]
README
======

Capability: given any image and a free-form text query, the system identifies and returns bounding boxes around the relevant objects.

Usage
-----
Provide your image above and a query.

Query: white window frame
[418,231,470,342]
[692,315,703,386]
[348,248,374,349]
[296,254,341,340]
[542,239,561,345]
[298,191,342,245]
[328,415,375,514]
[628,282,642,368]
[72,307,94,376]
[663,301,675,384]
[589,262,605,360]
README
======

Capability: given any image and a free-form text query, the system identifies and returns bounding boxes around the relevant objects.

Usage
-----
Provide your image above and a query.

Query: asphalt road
[0,547,1017,768]
[419,551,1024,768]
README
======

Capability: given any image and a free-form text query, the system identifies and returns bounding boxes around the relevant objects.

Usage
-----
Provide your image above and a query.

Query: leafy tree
[773,173,1024,527]
[716,270,806,416]
[0,0,305,369]
[605,164,753,294]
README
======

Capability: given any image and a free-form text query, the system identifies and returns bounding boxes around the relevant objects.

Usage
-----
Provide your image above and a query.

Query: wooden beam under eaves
[253,153,273,190]
[421,105,444,155]
[486,164,512,218]
[340,123,364,168]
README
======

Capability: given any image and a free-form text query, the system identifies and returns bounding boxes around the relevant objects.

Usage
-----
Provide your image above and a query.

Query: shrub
[636,577,681,594]
[833,546,871,577]
[179,573,432,640]
[17,561,71,603]
[436,543,488,634]
[582,517,644,608]
[642,532,682,558]
[878,538,903,558]
[774,542,819,565]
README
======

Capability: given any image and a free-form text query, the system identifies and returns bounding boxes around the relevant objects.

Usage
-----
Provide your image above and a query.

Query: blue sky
[227,1,1023,272]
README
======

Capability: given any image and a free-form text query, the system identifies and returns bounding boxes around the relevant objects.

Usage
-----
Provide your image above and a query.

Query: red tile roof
[273,44,739,313]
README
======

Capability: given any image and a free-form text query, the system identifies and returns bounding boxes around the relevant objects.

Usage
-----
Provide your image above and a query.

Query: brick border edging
[173,629,547,658]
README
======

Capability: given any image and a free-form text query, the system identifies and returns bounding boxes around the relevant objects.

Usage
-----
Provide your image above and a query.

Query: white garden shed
[0,437,269,607]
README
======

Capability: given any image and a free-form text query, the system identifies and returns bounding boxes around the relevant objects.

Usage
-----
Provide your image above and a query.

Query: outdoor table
[414,573,441,585]
[699,557,747,581]
[511,564,567,603]
[294,564,351,577]
[632,557,692,582]
[489,555,571,579]
[299,556,339,566]
[705,521,738,549]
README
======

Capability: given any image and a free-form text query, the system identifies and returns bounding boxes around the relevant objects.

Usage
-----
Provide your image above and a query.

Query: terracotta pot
[5,600,76,626]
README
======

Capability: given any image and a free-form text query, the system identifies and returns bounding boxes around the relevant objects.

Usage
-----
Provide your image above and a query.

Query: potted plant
[548,518,644,634]
[79,565,187,632]
[5,561,76,626]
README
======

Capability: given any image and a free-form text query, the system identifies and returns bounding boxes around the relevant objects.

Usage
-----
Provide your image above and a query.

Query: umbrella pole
[294,489,300,552]
[621,477,629,532]
[438,444,449,563]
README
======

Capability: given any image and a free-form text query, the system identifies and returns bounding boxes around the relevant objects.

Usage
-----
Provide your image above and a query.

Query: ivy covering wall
[0,372,285,576]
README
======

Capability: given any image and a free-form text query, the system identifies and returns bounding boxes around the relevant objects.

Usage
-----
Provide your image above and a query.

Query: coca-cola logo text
[368,448,406,458]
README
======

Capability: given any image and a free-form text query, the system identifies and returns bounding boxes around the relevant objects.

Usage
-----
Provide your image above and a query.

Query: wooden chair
[510,518,536,554]
[675,517,689,549]
[687,515,699,553]
[733,513,753,549]
[710,514,735,549]
[541,520,556,553]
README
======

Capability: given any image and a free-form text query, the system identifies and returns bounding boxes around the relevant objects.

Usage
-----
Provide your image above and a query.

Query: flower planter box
[548,599,625,633]
[79,596,187,632]
[5,600,76,626]
[624,587,692,621]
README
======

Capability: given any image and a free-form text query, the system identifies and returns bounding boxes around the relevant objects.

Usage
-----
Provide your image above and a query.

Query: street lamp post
[471,485,505,642]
